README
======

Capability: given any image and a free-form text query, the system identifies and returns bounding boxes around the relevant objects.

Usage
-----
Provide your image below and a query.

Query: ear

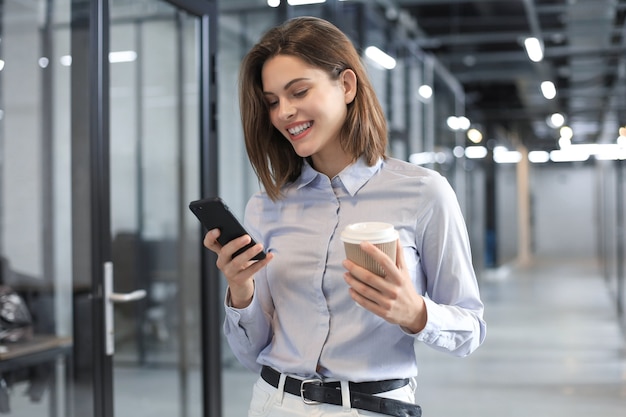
[341,69,357,104]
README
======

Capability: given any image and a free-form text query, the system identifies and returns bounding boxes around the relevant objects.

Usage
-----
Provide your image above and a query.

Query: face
[261,54,356,170]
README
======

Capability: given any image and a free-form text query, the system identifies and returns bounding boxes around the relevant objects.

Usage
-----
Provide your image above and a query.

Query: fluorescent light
[493,146,522,164]
[447,116,470,131]
[465,146,488,159]
[548,113,565,128]
[548,143,626,162]
[365,46,396,70]
[528,151,550,163]
[558,137,571,148]
[109,50,137,63]
[559,126,573,140]
[467,128,483,143]
[0,59,4,71]
[524,37,543,62]
[550,148,590,162]
[593,144,626,160]
[541,81,556,99]
[60,55,72,66]
[409,151,447,165]
[418,84,433,99]
[494,151,522,164]
[267,0,280,6]
[287,0,326,5]
[457,116,470,130]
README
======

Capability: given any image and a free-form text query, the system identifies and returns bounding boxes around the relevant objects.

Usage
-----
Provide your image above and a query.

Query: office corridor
[410,257,626,416]
[223,257,626,416]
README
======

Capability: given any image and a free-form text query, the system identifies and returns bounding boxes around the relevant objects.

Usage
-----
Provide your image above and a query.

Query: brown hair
[239,16,387,201]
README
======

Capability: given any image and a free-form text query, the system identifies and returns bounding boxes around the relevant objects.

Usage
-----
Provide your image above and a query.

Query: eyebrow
[263,77,311,96]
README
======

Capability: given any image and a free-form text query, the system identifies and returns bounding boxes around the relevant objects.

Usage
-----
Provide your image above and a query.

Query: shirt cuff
[406,297,442,344]
[224,287,258,325]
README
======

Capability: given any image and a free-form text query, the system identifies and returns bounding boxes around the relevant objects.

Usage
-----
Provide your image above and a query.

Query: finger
[217,234,253,271]
[345,275,387,315]
[395,239,406,270]
[233,241,267,264]
[221,234,253,259]
[342,258,390,295]
[359,241,398,280]
[221,253,273,296]
[203,229,222,252]
[344,272,374,305]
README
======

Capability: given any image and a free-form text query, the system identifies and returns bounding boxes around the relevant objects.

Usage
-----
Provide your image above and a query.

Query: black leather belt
[261,366,422,417]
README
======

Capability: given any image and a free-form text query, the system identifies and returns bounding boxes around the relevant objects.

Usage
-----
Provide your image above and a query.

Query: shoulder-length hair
[239,16,387,201]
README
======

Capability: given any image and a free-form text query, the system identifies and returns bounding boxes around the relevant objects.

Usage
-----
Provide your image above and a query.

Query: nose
[277,99,295,120]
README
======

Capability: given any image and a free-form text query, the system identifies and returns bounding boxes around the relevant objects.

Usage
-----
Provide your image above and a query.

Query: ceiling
[389,0,626,149]
[222,0,626,150]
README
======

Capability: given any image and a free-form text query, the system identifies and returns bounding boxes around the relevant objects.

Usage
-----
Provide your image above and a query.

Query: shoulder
[378,158,461,209]
[380,157,450,189]
[382,157,441,178]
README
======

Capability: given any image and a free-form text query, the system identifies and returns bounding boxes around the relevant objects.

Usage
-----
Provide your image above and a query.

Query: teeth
[288,122,311,135]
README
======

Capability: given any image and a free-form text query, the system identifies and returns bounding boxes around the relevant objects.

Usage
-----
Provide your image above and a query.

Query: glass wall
[0,0,207,416]
[107,2,203,416]
[0,1,73,415]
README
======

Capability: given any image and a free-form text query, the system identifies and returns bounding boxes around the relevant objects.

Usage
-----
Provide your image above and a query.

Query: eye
[293,88,308,98]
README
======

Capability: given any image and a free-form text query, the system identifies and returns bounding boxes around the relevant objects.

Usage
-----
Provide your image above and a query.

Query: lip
[285,121,313,141]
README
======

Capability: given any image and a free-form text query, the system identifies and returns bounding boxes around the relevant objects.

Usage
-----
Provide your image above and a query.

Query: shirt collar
[296,156,383,196]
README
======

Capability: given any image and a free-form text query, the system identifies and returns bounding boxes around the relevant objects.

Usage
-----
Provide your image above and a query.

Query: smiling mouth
[287,122,312,136]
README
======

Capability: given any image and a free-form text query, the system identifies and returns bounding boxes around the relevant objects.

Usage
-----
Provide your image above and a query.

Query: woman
[204,16,486,417]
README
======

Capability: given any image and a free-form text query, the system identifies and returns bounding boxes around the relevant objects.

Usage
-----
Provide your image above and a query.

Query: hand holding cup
[340,222,399,277]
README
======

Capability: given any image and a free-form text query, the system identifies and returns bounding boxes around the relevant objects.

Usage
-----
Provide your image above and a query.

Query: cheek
[268,111,281,130]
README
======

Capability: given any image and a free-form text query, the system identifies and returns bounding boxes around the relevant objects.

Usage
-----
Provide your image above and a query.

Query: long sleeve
[222,199,275,372]
[223,282,273,372]
[412,174,486,356]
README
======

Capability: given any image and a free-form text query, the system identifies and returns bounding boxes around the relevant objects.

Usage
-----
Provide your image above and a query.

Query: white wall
[529,163,597,257]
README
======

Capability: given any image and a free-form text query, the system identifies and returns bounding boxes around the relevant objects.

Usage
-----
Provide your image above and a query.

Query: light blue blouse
[224,156,486,382]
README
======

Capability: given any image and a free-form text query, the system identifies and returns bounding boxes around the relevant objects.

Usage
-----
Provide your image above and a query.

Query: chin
[290,144,315,159]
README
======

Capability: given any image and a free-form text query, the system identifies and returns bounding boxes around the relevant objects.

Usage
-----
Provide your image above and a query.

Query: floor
[4,257,625,416]
[410,257,626,416]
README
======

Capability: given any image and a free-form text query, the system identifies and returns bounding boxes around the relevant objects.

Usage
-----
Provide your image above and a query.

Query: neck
[310,152,353,179]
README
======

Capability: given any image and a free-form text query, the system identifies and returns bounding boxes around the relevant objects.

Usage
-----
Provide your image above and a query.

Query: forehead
[261,55,328,92]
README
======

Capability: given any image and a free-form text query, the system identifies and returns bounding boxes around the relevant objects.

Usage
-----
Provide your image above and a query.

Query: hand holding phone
[189,197,267,261]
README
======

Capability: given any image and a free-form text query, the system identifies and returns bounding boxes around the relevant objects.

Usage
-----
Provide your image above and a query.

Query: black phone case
[189,197,266,261]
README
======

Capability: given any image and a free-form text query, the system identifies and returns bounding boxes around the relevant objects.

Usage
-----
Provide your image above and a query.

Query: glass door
[68,0,217,416]
[107,2,203,416]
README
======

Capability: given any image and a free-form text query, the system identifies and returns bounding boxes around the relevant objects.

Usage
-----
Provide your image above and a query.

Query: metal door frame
[70,1,219,416]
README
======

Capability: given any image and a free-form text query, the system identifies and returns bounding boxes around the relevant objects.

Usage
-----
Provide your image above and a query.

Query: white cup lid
[340,222,398,244]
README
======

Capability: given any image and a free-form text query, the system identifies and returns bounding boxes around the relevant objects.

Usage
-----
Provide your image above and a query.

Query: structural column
[516,145,532,266]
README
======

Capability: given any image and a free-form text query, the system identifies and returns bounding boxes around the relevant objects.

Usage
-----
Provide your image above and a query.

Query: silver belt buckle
[300,378,323,405]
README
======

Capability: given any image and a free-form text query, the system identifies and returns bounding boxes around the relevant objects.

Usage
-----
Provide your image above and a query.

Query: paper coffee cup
[341,222,399,276]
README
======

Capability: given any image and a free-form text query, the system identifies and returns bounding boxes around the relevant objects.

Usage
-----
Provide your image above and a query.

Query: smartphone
[189,197,266,261]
